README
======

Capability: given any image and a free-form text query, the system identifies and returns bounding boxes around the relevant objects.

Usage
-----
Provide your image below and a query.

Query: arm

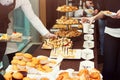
[81,11,105,24]
[92,11,105,20]
[20,0,57,38]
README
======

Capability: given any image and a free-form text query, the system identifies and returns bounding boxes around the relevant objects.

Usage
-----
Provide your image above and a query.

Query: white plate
[103,11,117,17]
[79,61,94,70]
[27,74,54,80]
[83,41,94,48]
[84,34,94,41]
[81,49,94,60]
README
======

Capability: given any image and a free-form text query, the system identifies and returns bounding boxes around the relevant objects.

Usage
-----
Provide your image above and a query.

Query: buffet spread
[0,32,31,42]
[4,4,102,80]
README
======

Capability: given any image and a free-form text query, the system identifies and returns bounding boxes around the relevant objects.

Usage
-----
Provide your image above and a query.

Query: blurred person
[85,0,98,16]
[81,0,120,79]
[0,0,57,70]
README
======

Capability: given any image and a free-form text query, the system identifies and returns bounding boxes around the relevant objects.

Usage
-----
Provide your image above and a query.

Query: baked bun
[4,72,12,80]
[23,77,31,80]
[26,62,35,68]
[15,53,23,60]
[11,59,19,65]
[40,77,49,80]
[12,72,23,80]
[23,53,32,62]
[17,61,26,70]
[32,57,39,65]
[90,72,100,79]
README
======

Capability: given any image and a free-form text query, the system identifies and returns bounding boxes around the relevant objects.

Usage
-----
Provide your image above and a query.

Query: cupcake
[23,53,33,62]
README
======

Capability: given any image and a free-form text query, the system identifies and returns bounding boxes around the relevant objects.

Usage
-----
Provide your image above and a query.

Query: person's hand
[111,10,120,19]
[44,32,57,39]
[81,17,95,24]
[94,9,99,15]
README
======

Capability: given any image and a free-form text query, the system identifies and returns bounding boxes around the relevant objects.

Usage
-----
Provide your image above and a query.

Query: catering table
[32,26,98,71]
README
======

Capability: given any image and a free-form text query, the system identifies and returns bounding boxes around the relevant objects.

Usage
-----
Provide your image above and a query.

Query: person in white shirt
[81,4,120,80]
[0,0,57,70]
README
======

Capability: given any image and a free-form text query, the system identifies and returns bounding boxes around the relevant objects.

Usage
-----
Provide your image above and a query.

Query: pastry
[23,53,33,62]
[17,61,26,70]
[57,5,78,12]
[10,32,23,42]
[12,72,23,80]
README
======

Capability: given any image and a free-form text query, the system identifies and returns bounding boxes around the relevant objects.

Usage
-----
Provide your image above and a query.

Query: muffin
[23,53,33,62]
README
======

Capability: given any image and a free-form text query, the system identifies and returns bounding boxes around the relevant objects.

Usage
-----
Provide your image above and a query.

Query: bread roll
[23,53,32,62]
[12,72,23,80]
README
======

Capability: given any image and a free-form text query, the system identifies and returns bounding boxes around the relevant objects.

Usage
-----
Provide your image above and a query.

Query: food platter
[50,48,82,59]
[41,38,72,49]
[56,5,78,12]
[56,68,102,80]
[0,33,30,42]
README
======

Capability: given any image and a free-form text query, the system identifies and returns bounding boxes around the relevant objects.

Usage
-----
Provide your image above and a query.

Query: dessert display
[42,38,72,49]
[50,48,82,59]
[56,16,79,25]
[56,5,78,12]
[53,24,67,29]
[5,53,60,76]
[0,32,23,42]
[54,28,82,38]
[4,1,99,80]
[52,24,83,31]
[56,68,102,80]
[10,32,23,42]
